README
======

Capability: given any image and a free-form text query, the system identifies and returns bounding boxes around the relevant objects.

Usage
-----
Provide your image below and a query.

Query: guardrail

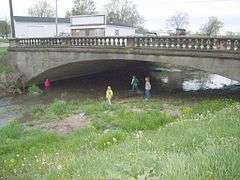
[9,36,240,51]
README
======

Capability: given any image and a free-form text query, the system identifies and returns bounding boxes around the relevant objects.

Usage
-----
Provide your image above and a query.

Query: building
[14,16,70,38]
[13,15,135,38]
[70,15,135,37]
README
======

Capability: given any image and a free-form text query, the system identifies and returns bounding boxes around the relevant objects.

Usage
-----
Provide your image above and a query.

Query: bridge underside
[8,48,240,84]
[31,60,149,83]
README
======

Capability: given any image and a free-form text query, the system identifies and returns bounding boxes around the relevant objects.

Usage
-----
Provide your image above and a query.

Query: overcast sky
[0,0,239,33]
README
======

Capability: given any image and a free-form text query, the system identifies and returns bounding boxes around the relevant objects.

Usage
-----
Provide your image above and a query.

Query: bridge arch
[8,36,240,83]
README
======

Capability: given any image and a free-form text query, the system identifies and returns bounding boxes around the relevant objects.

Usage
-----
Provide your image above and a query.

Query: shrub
[28,84,43,96]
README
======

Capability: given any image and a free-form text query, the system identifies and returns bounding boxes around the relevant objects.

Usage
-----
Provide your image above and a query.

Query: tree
[166,11,189,30]
[104,0,144,27]
[65,11,72,18]
[0,20,11,38]
[28,0,54,17]
[67,0,96,16]
[201,17,224,36]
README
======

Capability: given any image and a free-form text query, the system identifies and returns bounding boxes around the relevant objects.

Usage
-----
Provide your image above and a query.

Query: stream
[0,67,239,127]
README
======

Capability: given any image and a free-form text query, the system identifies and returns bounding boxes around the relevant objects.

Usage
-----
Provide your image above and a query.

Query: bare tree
[104,0,144,27]
[28,0,55,17]
[201,17,224,36]
[66,0,96,16]
[166,11,189,29]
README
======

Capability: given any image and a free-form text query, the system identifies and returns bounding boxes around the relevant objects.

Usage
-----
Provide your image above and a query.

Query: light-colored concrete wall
[8,48,240,84]
[71,15,105,26]
[105,25,135,36]
[15,21,70,38]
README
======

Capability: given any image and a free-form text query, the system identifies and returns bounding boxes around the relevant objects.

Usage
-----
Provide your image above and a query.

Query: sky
[0,0,239,33]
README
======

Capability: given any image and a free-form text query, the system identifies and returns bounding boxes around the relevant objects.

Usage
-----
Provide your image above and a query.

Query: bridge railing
[9,36,240,52]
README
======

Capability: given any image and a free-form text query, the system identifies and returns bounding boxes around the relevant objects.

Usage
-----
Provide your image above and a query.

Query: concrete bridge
[8,36,240,83]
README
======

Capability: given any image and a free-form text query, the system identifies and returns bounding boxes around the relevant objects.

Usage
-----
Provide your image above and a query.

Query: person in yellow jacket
[106,86,114,105]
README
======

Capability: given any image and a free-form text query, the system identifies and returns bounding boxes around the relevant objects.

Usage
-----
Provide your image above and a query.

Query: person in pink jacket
[44,79,50,93]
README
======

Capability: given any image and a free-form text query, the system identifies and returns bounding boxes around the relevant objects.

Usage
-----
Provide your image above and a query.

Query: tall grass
[30,100,82,121]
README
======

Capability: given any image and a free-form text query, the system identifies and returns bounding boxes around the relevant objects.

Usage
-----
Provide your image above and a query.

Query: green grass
[28,84,43,96]
[0,47,12,74]
[0,98,240,179]
[30,100,82,122]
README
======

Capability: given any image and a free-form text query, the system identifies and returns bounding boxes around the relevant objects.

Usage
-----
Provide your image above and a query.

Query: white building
[70,15,135,37]
[14,15,135,38]
[14,16,70,38]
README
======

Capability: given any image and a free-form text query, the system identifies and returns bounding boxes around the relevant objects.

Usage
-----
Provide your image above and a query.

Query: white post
[55,0,58,37]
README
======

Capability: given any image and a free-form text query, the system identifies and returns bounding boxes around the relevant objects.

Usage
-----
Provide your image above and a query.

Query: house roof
[14,16,70,23]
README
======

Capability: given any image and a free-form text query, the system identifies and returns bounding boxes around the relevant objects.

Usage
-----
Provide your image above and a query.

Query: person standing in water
[106,86,114,105]
[131,75,140,92]
[44,79,50,93]
[145,77,151,99]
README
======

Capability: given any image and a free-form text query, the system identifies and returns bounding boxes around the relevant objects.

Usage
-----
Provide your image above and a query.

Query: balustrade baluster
[143,38,148,47]
[170,38,175,48]
[135,37,139,47]
[233,40,239,51]
[159,38,164,48]
[206,39,213,50]
[212,39,218,50]
[175,38,180,48]
[117,38,121,46]
[102,38,107,47]
[93,38,97,46]
[152,38,158,48]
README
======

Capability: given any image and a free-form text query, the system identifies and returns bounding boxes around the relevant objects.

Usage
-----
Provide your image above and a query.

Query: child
[106,86,113,106]
[44,79,50,93]
[145,77,151,99]
[131,75,140,92]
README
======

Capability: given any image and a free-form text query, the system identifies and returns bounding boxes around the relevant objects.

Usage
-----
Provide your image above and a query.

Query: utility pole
[55,0,58,36]
[9,0,15,38]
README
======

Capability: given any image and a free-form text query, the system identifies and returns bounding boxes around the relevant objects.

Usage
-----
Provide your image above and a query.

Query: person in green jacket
[131,75,140,92]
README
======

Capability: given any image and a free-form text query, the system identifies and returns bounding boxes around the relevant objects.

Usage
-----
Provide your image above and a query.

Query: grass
[30,100,82,122]
[0,98,240,179]
[0,47,12,74]
[28,84,43,96]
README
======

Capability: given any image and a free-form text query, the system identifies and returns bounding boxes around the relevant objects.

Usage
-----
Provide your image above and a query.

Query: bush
[28,84,43,96]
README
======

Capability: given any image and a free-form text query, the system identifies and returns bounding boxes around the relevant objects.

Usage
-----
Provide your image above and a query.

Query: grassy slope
[0,98,240,179]
[0,47,10,74]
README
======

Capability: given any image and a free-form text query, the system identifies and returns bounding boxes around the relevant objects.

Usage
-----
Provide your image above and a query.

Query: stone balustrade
[9,36,240,52]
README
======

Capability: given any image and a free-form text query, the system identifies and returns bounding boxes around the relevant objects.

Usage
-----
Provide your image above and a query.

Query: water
[150,67,240,92]
[0,97,22,127]
[0,68,239,127]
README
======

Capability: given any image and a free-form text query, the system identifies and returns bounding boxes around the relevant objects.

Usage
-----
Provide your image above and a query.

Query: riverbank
[0,47,23,97]
[0,96,239,179]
